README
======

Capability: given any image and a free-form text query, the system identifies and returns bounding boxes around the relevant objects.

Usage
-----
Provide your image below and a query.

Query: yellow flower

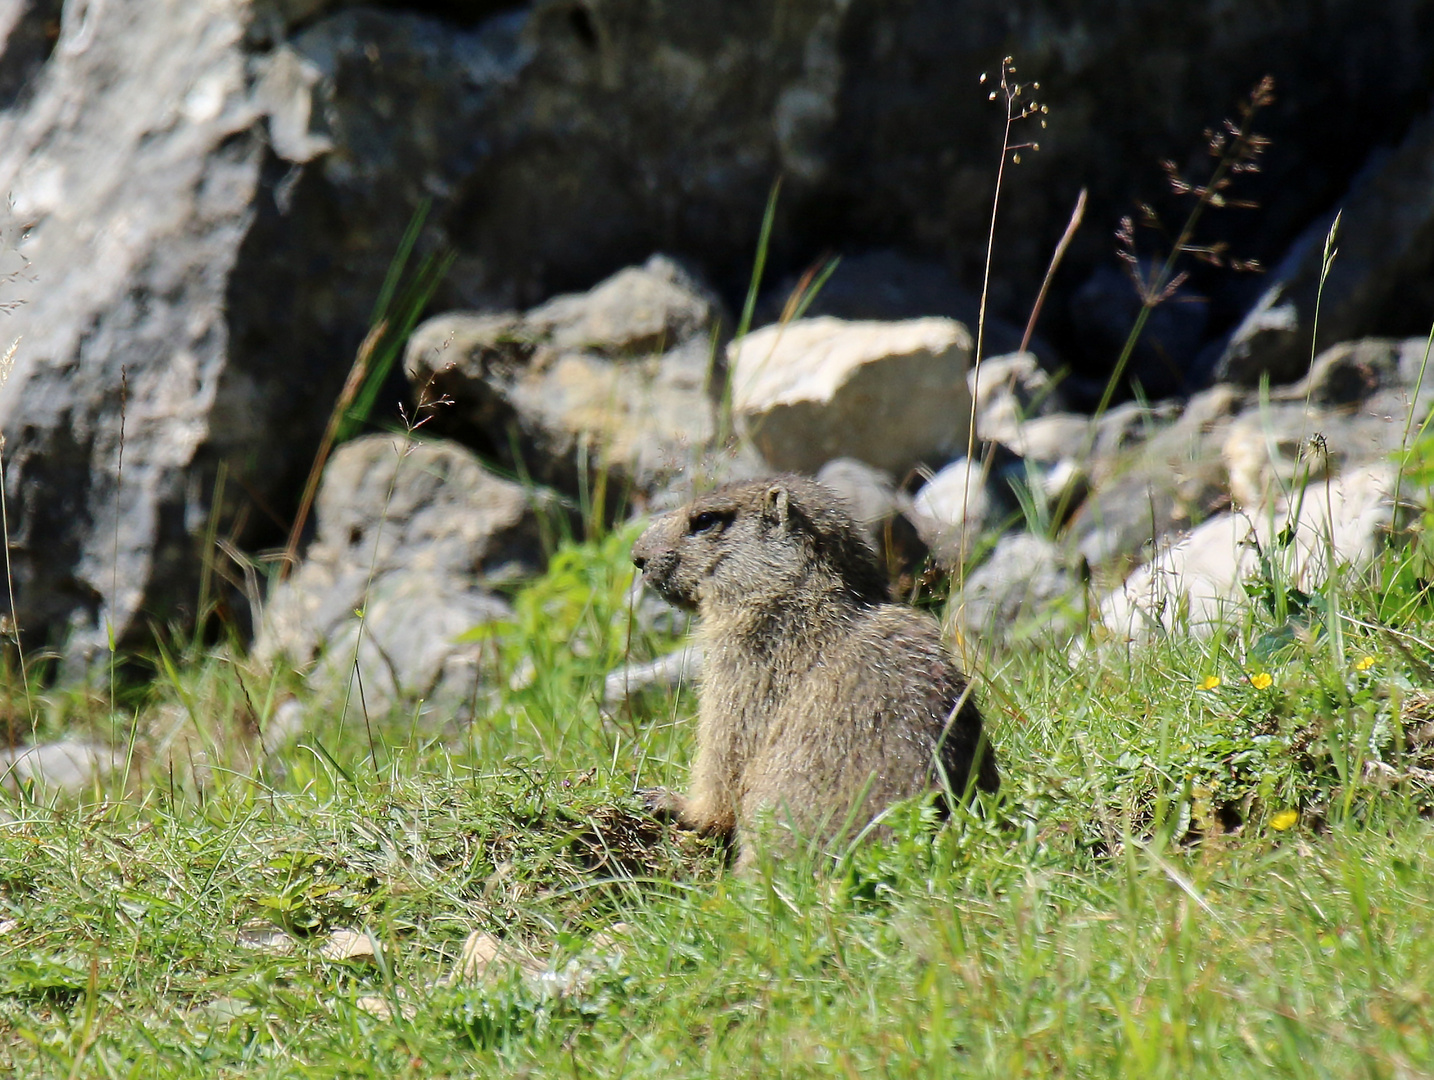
[1271,809,1299,831]
[1249,672,1273,690]
[1355,655,1376,672]
[1198,675,1221,691]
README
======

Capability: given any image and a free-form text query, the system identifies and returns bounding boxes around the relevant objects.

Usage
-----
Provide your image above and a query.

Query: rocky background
[0,0,1432,715]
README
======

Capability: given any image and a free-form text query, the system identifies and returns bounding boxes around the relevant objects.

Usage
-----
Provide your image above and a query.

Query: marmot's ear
[761,483,791,526]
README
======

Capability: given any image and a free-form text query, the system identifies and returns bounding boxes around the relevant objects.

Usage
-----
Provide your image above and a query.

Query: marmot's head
[631,476,890,614]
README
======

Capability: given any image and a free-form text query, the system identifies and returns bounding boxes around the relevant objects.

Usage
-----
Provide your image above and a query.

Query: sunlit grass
[0,520,1431,1076]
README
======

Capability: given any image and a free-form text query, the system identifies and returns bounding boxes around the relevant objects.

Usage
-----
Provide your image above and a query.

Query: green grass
[1,515,1432,1077]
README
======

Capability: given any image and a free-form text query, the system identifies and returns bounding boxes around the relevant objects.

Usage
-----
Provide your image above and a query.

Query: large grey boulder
[256,435,555,717]
[406,255,736,502]
[0,0,264,668]
[0,2,541,668]
[730,316,973,476]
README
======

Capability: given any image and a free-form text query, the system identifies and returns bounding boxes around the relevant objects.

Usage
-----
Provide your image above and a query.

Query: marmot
[631,474,998,869]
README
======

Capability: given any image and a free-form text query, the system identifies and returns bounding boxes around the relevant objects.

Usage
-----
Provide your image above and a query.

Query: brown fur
[631,474,998,869]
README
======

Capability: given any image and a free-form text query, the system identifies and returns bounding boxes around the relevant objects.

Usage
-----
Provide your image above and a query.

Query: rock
[989,414,1091,465]
[1094,462,1404,641]
[407,256,730,502]
[603,645,702,706]
[1070,466,1208,576]
[256,435,555,716]
[1280,338,1408,407]
[1221,395,1409,513]
[523,259,722,356]
[0,0,265,668]
[1215,105,1434,386]
[950,533,1076,643]
[969,351,1066,444]
[907,456,1009,567]
[0,740,121,795]
[815,457,928,576]
[816,458,902,531]
[985,399,1178,471]
[1065,384,1242,573]
[730,316,973,476]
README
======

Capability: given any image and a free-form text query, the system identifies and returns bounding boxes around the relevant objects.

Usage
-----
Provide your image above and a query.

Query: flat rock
[730,316,973,476]
[0,740,121,795]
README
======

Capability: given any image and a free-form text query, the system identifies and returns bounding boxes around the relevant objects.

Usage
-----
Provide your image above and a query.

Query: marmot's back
[632,475,998,868]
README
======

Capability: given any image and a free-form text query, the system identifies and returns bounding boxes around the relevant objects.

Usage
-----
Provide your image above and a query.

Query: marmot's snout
[632,515,695,610]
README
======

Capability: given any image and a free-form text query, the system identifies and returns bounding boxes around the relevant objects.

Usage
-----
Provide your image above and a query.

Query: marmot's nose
[632,552,647,570]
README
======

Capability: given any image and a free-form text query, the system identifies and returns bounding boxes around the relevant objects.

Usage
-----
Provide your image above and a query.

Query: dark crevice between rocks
[0,0,64,112]
[276,0,530,39]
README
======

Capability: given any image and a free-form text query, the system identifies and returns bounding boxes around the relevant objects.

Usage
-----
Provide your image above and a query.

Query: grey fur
[632,474,999,870]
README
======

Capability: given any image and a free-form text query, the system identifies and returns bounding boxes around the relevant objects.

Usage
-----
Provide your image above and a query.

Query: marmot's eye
[689,510,725,534]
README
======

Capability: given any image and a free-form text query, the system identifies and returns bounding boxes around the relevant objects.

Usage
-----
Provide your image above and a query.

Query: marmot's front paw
[638,786,688,822]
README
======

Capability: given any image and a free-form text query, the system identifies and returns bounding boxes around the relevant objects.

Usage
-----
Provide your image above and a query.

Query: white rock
[908,457,998,566]
[1095,462,1402,641]
[0,740,122,795]
[603,645,703,705]
[729,316,973,475]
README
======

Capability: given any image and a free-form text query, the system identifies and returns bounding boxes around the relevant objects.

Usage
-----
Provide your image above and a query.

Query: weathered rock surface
[256,434,555,716]
[1065,386,1239,574]
[406,255,740,502]
[1094,462,1403,641]
[1216,103,1434,386]
[950,532,1075,643]
[0,0,264,668]
[731,316,973,476]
